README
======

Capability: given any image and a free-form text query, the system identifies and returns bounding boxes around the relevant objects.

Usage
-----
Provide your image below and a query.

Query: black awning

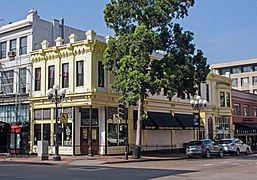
[175,114,194,129]
[148,112,182,130]
[234,122,257,130]
[133,111,182,130]
[133,110,157,130]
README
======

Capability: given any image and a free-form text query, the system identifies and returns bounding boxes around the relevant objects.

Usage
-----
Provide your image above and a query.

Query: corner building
[30,31,233,155]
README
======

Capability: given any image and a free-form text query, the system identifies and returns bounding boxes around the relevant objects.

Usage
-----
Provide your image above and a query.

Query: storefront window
[63,123,72,146]
[34,109,42,120]
[54,123,62,146]
[34,124,41,145]
[81,108,98,126]
[43,109,51,120]
[43,124,50,145]
[107,107,126,146]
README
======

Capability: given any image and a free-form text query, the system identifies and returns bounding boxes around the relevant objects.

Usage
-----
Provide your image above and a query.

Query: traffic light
[118,102,127,120]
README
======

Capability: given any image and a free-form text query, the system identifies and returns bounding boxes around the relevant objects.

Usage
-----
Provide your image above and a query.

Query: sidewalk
[0,153,186,166]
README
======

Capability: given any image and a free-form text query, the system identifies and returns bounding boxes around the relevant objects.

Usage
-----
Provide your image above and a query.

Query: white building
[0,9,86,154]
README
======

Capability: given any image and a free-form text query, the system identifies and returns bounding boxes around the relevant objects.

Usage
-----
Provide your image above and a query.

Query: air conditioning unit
[8,51,16,61]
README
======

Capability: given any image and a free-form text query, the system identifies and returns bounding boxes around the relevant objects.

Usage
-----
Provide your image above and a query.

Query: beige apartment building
[211,58,257,94]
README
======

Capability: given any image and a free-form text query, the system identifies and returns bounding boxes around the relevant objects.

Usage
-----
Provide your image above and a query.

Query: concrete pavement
[0,153,186,166]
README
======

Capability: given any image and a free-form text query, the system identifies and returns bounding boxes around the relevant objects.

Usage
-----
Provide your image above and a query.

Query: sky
[1,0,257,64]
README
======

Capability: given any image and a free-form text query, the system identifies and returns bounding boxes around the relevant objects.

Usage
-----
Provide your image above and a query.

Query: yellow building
[30,30,233,156]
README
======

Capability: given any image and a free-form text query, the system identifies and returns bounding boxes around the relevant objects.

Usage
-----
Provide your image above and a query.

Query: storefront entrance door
[80,127,99,155]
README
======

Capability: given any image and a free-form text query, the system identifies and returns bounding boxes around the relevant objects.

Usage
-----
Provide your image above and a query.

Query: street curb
[103,157,186,164]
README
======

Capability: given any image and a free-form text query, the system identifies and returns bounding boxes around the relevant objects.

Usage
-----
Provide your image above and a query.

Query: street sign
[60,113,68,124]
[193,113,200,127]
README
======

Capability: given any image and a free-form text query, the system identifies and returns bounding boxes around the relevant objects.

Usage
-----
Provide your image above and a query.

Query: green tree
[103,0,210,158]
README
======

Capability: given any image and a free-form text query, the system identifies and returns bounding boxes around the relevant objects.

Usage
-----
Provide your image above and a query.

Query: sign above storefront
[243,118,253,122]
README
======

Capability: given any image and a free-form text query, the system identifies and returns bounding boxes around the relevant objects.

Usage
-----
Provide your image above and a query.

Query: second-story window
[226,92,230,107]
[62,63,69,88]
[10,39,17,53]
[98,61,104,87]
[243,105,250,116]
[220,92,225,107]
[253,107,257,117]
[2,70,14,94]
[19,36,27,55]
[48,65,55,89]
[0,41,7,59]
[234,104,240,115]
[35,68,41,91]
[19,68,26,94]
[76,61,84,87]
[206,84,209,102]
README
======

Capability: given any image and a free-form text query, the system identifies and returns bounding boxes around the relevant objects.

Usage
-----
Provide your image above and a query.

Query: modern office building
[0,9,85,154]
[211,58,257,94]
[30,31,233,156]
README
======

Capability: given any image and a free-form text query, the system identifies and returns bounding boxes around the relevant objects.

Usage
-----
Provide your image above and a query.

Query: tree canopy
[103,0,210,157]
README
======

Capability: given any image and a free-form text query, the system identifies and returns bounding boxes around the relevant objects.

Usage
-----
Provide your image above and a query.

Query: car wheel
[206,149,211,159]
[246,148,250,155]
[186,154,192,159]
[219,149,224,158]
[236,148,240,156]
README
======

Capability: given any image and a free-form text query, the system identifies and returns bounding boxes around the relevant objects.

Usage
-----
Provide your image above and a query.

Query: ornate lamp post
[190,95,207,140]
[46,85,66,161]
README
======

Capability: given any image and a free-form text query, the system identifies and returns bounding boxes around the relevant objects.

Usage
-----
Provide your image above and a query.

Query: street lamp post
[190,95,207,140]
[46,85,66,161]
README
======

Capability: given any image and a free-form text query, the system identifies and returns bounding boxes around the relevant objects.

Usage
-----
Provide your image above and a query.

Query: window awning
[234,122,257,129]
[134,111,182,130]
[148,112,182,130]
[133,111,157,130]
[175,114,194,129]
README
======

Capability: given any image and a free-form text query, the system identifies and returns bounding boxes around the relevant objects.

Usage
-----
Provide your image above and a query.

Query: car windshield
[219,140,233,144]
[188,141,202,146]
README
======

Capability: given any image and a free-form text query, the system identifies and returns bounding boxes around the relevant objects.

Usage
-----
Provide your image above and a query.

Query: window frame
[98,61,104,87]
[35,67,41,91]
[231,67,240,74]
[19,36,27,55]
[0,41,7,59]
[241,77,249,86]
[76,61,84,87]
[234,103,241,115]
[243,104,250,116]
[62,63,69,88]
[48,65,55,89]
[10,39,17,53]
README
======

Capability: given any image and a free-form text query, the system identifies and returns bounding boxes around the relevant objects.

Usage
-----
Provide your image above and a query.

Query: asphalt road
[0,154,257,180]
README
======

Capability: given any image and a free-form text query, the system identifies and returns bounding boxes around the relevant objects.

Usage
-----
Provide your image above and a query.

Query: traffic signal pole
[118,102,128,160]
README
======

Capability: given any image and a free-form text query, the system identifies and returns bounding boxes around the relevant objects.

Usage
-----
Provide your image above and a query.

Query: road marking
[203,164,213,167]
[221,161,228,163]
[232,163,239,166]
[70,167,111,172]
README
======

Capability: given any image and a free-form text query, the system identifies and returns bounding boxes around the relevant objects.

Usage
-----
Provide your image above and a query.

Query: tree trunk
[133,95,144,159]
[136,96,144,146]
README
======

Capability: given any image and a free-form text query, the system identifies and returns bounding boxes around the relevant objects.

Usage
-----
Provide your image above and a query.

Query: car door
[211,140,220,154]
[239,140,246,152]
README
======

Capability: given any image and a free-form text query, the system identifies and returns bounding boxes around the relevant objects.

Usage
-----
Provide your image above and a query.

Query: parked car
[218,138,251,156]
[186,139,225,158]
